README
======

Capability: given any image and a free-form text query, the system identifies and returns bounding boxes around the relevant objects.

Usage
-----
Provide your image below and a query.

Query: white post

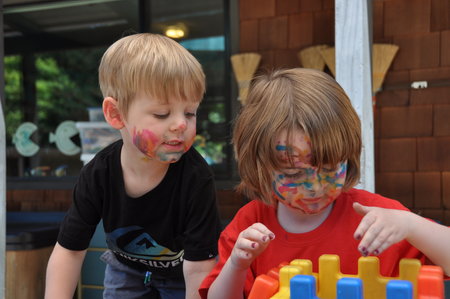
[0,99,6,299]
[335,0,374,192]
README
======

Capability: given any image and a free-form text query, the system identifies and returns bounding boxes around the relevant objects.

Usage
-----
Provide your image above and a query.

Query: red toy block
[248,274,279,299]
[267,262,290,280]
[417,265,444,299]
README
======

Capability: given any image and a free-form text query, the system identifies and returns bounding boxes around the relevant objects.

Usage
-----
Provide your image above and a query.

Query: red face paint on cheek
[278,185,298,195]
[132,127,159,157]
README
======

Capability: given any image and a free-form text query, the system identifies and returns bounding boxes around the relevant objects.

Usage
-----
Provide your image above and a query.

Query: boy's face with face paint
[272,130,347,215]
[123,92,199,163]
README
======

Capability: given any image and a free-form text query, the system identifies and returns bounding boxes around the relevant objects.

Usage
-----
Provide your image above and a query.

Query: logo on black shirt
[106,226,184,268]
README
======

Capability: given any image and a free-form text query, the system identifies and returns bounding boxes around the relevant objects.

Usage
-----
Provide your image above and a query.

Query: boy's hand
[353,202,410,256]
[230,223,275,270]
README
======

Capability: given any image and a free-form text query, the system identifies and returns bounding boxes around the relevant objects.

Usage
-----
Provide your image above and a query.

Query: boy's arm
[45,242,87,299]
[183,258,216,299]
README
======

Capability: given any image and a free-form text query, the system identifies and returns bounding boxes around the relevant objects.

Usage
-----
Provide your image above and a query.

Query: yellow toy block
[317,255,421,299]
[264,254,422,299]
[271,265,303,298]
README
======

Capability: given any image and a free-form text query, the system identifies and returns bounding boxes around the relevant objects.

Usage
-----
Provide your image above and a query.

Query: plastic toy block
[417,265,444,299]
[271,265,303,298]
[290,275,319,299]
[248,254,446,299]
[336,277,363,299]
[386,280,413,299]
[248,274,279,299]
[290,259,313,275]
[317,255,421,299]
[248,262,289,299]
[267,262,290,280]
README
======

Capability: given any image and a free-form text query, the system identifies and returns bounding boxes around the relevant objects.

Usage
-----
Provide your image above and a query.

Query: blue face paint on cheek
[272,181,286,201]
[156,151,184,163]
[323,162,347,186]
[275,144,287,151]
[276,172,313,189]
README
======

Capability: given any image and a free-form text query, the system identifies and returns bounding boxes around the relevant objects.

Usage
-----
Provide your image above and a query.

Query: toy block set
[248,254,444,299]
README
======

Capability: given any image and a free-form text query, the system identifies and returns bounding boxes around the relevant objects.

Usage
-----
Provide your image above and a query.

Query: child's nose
[307,172,322,192]
[309,179,322,193]
[170,116,187,132]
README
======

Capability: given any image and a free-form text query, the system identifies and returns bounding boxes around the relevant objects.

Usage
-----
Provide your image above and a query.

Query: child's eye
[185,112,197,118]
[153,113,169,119]
[284,173,303,179]
[321,166,338,173]
[282,169,306,179]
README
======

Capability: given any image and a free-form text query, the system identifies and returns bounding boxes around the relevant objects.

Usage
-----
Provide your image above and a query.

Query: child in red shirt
[200,68,450,298]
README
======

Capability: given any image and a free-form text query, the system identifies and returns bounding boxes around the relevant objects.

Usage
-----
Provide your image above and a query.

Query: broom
[318,44,399,109]
[319,47,336,76]
[372,44,399,93]
[231,53,261,105]
[319,44,399,92]
[297,45,329,70]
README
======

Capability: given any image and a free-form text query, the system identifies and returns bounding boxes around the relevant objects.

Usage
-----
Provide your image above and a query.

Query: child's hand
[229,223,275,270]
[353,202,410,256]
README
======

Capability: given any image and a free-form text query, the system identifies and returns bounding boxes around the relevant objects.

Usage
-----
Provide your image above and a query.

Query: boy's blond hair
[232,68,362,205]
[99,33,205,118]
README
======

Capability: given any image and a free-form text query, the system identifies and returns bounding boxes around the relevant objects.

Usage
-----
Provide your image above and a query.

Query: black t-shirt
[58,140,221,278]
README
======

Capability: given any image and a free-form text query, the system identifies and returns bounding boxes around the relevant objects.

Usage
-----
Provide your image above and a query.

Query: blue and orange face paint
[272,134,347,214]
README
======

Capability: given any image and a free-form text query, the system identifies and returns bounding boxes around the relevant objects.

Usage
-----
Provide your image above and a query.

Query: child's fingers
[250,223,275,238]
[230,223,275,269]
[364,229,391,255]
[353,211,377,241]
[353,202,371,216]
[242,223,275,242]
[233,247,253,260]
[235,236,260,251]
[369,236,395,256]
[357,220,385,256]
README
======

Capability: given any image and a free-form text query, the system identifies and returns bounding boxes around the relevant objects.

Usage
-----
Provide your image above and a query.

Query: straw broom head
[317,44,399,93]
[298,45,329,70]
[231,52,261,105]
[372,44,399,93]
[319,47,336,77]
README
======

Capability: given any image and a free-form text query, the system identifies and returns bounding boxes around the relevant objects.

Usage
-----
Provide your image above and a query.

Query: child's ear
[103,97,124,129]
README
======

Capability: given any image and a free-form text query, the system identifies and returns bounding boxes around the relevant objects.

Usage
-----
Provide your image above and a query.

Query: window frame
[1,0,241,189]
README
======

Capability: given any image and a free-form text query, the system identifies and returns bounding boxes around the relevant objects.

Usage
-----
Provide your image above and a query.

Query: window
[3,0,233,184]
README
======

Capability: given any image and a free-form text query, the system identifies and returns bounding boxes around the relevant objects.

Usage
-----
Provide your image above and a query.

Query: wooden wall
[237,0,450,225]
[7,189,72,211]
[374,0,450,225]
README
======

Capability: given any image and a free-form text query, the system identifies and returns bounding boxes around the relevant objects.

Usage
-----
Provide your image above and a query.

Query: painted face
[123,93,198,163]
[272,131,347,215]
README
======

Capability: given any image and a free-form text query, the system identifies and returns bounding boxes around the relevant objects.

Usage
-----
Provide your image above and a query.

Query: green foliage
[4,47,106,146]
[4,56,23,141]
[35,48,106,144]
[194,134,225,165]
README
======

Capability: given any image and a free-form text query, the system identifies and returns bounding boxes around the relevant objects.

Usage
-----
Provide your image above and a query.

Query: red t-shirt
[199,188,426,298]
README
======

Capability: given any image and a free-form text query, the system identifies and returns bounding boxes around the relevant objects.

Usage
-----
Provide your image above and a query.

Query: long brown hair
[232,68,361,205]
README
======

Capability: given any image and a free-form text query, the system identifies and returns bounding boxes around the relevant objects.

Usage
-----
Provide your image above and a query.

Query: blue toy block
[337,277,363,299]
[290,275,319,299]
[386,280,413,299]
